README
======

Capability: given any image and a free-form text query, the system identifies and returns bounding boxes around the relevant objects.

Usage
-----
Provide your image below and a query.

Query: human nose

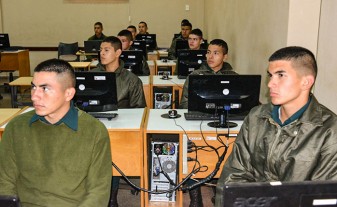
[31,88,42,101]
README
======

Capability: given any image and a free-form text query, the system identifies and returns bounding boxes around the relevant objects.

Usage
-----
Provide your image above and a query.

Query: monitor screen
[0,33,10,49]
[73,71,118,112]
[188,75,261,127]
[84,40,102,53]
[135,34,157,51]
[132,40,148,60]
[175,39,189,55]
[119,50,145,76]
[223,181,337,207]
[177,49,207,78]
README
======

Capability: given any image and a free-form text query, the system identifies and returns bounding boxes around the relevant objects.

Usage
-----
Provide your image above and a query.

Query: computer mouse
[168,109,178,118]
[162,74,169,80]
[162,59,168,62]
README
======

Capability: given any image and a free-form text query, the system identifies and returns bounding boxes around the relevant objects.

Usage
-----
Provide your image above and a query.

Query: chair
[58,42,79,61]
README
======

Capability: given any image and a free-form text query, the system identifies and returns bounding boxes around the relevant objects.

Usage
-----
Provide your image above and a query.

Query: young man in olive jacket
[215,46,337,206]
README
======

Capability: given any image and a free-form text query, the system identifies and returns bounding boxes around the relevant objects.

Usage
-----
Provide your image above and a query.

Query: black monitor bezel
[177,49,207,77]
[132,40,148,60]
[73,71,118,112]
[0,33,10,49]
[83,40,102,53]
[135,34,157,51]
[120,50,144,76]
[188,74,261,116]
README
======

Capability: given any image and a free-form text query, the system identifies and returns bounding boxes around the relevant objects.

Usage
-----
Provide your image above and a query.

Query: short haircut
[94,22,103,28]
[181,21,192,28]
[190,28,203,38]
[181,19,190,25]
[102,36,122,51]
[34,58,75,88]
[139,21,147,27]
[209,39,229,54]
[127,25,137,31]
[269,46,317,78]
[117,29,133,41]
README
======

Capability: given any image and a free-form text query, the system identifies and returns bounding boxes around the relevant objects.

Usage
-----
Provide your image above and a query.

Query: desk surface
[155,59,176,66]
[9,76,32,86]
[69,61,91,68]
[146,109,243,133]
[0,108,24,128]
[152,75,185,86]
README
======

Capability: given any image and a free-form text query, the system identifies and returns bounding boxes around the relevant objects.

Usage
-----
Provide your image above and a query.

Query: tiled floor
[0,76,215,207]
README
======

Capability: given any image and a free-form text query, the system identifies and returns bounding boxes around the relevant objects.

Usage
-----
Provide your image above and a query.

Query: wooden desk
[0,50,30,77]
[147,60,155,76]
[99,108,147,207]
[155,60,176,75]
[69,61,91,70]
[0,107,28,140]
[139,76,151,108]
[147,50,159,61]
[157,49,168,59]
[151,75,185,109]
[9,77,33,108]
[144,109,241,207]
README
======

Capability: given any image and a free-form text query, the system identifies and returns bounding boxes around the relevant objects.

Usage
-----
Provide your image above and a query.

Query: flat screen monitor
[73,71,118,112]
[188,75,261,128]
[119,50,144,76]
[84,40,102,53]
[0,195,21,207]
[132,40,148,60]
[0,34,10,49]
[135,34,157,51]
[175,39,189,56]
[176,49,207,79]
[223,181,337,207]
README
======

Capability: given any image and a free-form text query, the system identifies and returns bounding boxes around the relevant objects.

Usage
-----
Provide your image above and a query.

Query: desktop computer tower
[153,86,172,109]
[157,66,171,75]
[148,134,179,202]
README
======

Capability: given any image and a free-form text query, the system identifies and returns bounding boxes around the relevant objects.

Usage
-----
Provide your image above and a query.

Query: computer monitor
[132,40,148,60]
[73,71,118,112]
[223,181,337,207]
[0,34,10,50]
[188,74,261,128]
[120,50,145,76]
[0,195,21,207]
[135,34,157,51]
[175,39,189,56]
[84,40,102,53]
[176,49,207,78]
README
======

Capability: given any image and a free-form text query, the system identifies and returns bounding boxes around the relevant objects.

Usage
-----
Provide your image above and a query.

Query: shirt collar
[30,102,78,131]
[272,96,312,127]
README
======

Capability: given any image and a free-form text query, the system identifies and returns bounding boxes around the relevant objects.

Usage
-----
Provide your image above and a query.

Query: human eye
[31,83,36,90]
[42,86,49,92]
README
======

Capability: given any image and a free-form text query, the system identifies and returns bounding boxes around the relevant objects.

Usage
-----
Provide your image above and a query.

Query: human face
[206,44,227,72]
[138,23,147,34]
[118,36,132,50]
[267,60,309,109]
[99,42,121,67]
[94,24,103,37]
[31,72,74,124]
[127,28,137,40]
[188,34,202,50]
[181,26,191,39]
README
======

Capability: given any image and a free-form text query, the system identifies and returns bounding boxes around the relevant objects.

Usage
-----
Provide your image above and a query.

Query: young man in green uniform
[0,59,112,206]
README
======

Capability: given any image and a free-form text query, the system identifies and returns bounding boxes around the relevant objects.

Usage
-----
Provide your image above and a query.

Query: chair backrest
[58,42,79,61]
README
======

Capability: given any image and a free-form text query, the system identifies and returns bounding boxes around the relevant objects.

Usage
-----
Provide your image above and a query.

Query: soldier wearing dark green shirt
[0,59,112,207]
[88,22,107,41]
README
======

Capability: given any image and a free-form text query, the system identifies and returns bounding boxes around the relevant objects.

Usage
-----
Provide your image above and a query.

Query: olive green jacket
[91,60,146,108]
[179,62,237,109]
[215,95,337,206]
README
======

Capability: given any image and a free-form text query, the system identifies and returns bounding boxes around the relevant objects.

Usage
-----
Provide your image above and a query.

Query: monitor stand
[207,110,238,128]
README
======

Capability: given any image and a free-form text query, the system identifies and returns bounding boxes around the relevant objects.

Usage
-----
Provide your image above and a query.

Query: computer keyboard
[184,112,248,121]
[184,112,218,121]
[87,112,118,120]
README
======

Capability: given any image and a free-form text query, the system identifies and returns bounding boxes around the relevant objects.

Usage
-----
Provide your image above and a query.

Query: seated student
[88,22,107,40]
[127,25,137,40]
[117,29,150,75]
[138,21,149,35]
[174,28,205,75]
[0,59,112,206]
[172,19,190,40]
[215,46,337,206]
[168,21,192,60]
[180,39,237,109]
[91,36,146,207]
